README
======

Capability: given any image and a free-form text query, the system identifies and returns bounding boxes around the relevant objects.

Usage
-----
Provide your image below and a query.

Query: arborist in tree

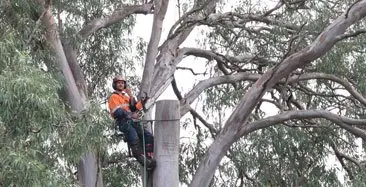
[108,75,156,170]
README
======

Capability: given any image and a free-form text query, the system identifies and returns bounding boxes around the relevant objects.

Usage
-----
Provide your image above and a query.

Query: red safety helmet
[112,75,126,90]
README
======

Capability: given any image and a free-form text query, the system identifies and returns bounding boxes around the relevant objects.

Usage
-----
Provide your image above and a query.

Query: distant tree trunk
[37,1,103,186]
[152,100,180,187]
[77,152,103,187]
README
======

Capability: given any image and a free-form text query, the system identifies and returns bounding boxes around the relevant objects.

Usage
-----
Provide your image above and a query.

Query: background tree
[1,0,366,187]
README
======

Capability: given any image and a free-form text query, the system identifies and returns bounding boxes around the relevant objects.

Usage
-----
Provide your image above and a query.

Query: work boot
[130,141,156,170]
[146,144,154,158]
[136,154,156,171]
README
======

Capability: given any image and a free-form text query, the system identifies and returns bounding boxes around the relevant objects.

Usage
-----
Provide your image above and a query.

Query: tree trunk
[153,100,180,187]
[77,152,103,187]
[36,1,103,186]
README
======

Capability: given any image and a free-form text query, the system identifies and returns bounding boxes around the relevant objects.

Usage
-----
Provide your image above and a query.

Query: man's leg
[143,130,154,158]
[131,121,156,170]
[120,120,155,170]
[132,122,154,154]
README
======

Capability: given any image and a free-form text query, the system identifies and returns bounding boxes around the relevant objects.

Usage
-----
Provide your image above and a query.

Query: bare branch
[140,0,169,98]
[240,110,366,140]
[263,1,285,17]
[176,66,207,76]
[171,76,183,100]
[172,76,217,135]
[79,3,154,39]
[331,143,355,180]
[288,73,366,106]
[180,72,260,116]
[336,29,366,42]
[202,12,298,32]
[180,47,275,67]
[189,107,218,136]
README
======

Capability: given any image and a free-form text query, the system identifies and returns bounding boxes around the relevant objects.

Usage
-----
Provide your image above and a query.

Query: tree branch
[140,0,169,98]
[288,73,366,106]
[240,110,366,141]
[171,76,217,136]
[147,0,219,110]
[331,142,355,180]
[180,72,260,116]
[79,3,154,39]
[180,47,275,69]
[201,11,298,32]
[176,66,207,75]
[188,107,218,137]
[336,29,366,42]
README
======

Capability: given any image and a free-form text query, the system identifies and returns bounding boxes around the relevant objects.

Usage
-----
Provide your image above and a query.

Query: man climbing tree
[108,75,156,170]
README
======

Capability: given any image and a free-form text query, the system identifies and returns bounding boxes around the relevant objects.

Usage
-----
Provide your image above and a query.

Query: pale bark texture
[79,4,154,39]
[38,1,85,112]
[144,0,219,109]
[77,152,103,187]
[140,0,169,97]
[153,100,180,187]
[36,0,101,186]
[189,1,366,186]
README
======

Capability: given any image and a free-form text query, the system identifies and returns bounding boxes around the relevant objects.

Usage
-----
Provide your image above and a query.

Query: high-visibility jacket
[108,91,143,118]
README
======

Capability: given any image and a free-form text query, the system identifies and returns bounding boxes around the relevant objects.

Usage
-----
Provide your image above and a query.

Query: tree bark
[38,1,84,112]
[36,1,102,186]
[77,152,103,187]
[153,100,180,187]
[140,0,169,98]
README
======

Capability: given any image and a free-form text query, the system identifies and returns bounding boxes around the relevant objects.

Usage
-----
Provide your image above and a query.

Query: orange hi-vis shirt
[108,91,143,117]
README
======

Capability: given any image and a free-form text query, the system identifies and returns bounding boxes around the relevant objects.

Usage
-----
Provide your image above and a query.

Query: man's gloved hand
[124,88,133,97]
[129,112,139,119]
[141,96,149,105]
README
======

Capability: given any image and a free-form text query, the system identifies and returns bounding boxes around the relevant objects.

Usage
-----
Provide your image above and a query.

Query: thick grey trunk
[190,127,236,187]
[62,41,88,98]
[40,7,84,112]
[37,1,102,186]
[77,152,103,187]
[153,100,180,187]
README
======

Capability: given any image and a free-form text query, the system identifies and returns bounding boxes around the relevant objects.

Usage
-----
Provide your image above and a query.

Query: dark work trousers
[116,118,154,155]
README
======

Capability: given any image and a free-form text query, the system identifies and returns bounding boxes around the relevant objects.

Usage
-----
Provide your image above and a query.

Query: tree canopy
[1,0,366,186]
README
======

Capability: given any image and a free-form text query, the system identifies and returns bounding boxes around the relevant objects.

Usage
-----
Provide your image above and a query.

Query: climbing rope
[141,122,147,187]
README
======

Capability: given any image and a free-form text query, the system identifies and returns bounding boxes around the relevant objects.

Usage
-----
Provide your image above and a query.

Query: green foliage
[0,31,115,187]
[1,0,143,186]
[0,37,72,186]
[1,148,73,187]
[102,154,140,187]
[179,118,210,185]
[204,83,244,116]
[57,101,111,164]
[0,65,65,135]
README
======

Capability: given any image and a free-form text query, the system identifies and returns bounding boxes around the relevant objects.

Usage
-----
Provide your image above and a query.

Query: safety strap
[142,121,147,187]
